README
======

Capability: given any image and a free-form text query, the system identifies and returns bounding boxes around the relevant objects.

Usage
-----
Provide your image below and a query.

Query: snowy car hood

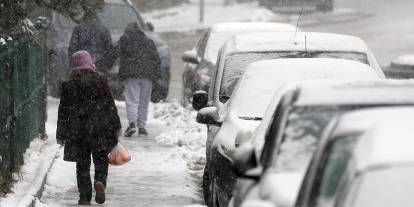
[213,112,261,161]
[353,117,414,172]
[259,171,305,207]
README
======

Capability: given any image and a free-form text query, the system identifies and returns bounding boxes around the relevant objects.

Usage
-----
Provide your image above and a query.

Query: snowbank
[151,102,207,199]
[143,0,281,32]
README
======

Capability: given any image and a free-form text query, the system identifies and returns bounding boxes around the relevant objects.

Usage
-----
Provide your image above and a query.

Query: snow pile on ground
[143,0,281,32]
[151,102,207,197]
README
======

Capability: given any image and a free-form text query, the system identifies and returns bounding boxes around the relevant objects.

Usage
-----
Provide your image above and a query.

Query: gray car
[47,0,170,101]
[181,22,298,106]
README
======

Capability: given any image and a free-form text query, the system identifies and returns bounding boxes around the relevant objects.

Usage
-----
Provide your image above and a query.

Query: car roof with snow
[228,58,380,118]
[205,22,298,63]
[353,116,414,172]
[210,22,298,33]
[293,79,414,106]
[331,106,414,137]
[222,32,370,55]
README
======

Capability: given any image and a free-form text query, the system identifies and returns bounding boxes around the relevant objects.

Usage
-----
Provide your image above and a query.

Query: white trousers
[123,78,152,128]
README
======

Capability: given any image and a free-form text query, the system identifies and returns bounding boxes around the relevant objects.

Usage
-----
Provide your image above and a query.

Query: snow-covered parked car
[47,0,170,101]
[197,58,381,207]
[192,31,385,112]
[181,22,298,105]
[295,106,414,207]
[299,111,414,207]
[231,80,414,207]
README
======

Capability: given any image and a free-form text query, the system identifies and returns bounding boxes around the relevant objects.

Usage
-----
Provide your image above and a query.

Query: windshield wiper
[239,117,263,121]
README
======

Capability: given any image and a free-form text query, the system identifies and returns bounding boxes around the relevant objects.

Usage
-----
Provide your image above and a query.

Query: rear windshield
[219,51,368,101]
[272,107,344,173]
[98,4,140,30]
[56,4,141,30]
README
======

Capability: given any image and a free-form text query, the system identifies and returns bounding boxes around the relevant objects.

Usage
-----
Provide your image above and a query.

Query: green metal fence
[0,24,48,192]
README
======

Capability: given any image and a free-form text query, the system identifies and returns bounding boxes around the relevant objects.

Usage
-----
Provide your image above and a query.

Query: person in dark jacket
[68,13,113,73]
[56,50,121,205]
[116,22,161,137]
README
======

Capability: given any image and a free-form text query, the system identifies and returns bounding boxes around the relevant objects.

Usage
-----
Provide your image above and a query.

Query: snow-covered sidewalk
[35,99,206,207]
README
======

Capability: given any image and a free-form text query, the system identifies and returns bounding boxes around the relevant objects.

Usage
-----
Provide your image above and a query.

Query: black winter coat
[56,70,121,162]
[68,17,113,73]
[117,30,162,81]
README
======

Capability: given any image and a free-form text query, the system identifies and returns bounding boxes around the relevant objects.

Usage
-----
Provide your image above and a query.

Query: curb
[18,148,61,207]
[29,151,60,207]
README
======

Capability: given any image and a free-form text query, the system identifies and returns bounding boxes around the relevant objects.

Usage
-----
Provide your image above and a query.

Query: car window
[272,107,343,173]
[312,136,358,207]
[344,167,414,207]
[97,4,139,30]
[197,31,210,59]
[55,4,140,30]
[219,51,368,102]
[204,32,237,63]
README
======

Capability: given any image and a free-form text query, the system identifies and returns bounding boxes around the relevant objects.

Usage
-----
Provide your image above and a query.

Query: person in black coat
[68,13,113,73]
[115,22,161,137]
[56,50,121,205]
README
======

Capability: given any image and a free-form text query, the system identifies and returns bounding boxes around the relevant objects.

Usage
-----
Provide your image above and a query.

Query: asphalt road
[162,0,414,102]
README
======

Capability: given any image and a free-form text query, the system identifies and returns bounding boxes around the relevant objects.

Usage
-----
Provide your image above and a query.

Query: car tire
[203,165,213,207]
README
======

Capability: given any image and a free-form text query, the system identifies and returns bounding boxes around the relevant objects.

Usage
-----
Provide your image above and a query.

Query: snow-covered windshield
[219,51,368,100]
[205,33,237,63]
[56,4,140,30]
[345,167,414,207]
[272,107,343,173]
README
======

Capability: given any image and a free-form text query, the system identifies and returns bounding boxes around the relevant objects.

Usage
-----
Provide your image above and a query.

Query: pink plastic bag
[107,142,131,165]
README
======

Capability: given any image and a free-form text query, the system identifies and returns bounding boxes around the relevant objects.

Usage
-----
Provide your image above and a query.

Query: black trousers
[76,146,109,201]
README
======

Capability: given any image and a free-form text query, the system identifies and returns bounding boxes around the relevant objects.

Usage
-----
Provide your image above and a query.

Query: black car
[231,80,414,207]
[47,0,170,101]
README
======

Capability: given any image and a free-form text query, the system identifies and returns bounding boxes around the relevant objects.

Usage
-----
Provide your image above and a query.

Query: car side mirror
[232,143,258,178]
[192,90,208,111]
[182,50,199,64]
[196,107,222,126]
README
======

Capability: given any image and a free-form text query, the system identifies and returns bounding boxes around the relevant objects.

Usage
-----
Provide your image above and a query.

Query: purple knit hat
[71,50,96,70]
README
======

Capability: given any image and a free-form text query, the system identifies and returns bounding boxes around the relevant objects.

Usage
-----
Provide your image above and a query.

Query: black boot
[124,123,137,137]
[138,128,148,136]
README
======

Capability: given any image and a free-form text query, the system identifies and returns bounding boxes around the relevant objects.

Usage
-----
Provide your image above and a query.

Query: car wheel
[203,165,212,207]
